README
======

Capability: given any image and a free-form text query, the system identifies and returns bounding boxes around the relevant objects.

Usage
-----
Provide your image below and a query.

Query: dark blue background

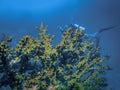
[0,0,120,89]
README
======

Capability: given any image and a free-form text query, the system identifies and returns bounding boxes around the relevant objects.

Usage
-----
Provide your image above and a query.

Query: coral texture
[0,22,110,90]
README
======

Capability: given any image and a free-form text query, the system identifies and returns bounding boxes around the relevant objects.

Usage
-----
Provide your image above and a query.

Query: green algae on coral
[0,22,110,90]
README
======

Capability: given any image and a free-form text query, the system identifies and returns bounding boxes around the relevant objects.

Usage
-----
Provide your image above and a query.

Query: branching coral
[0,22,110,90]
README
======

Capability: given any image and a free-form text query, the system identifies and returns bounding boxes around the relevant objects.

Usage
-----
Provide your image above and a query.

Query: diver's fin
[98,25,118,34]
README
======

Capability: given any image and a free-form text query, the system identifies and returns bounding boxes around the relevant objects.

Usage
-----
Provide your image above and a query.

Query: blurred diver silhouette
[85,25,118,47]
[59,24,118,47]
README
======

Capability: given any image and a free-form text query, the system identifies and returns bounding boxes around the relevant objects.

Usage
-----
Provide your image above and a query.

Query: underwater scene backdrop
[0,0,120,90]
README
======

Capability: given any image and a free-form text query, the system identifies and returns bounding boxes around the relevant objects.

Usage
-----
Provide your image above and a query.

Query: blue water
[0,0,120,89]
